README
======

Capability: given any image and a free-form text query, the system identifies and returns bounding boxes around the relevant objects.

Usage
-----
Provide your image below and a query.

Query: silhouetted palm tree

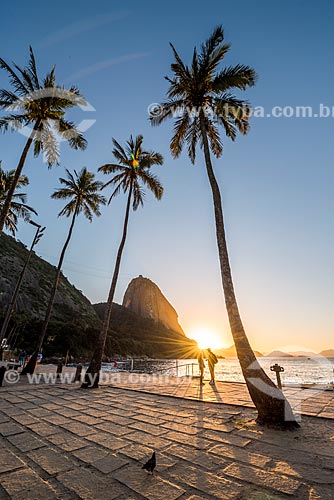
[82,135,163,388]
[22,168,106,374]
[0,164,37,234]
[150,26,298,427]
[0,47,87,235]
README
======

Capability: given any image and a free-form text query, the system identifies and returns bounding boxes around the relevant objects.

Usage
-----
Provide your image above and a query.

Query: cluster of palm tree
[0,28,298,427]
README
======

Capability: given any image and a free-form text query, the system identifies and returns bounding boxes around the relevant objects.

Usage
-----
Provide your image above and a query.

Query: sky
[0,0,333,353]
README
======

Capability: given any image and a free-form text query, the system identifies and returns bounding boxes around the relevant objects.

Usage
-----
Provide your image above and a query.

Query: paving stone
[270,460,334,484]
[95,421,133,436]
[130,414,167,426]
[0,416,9,428]
[42,414,71,425]
[11,414,39,425]
[161,422,200,434]
[202,430,251,448]
[58,466,126,499]
[308,485,334,500]
[193,421,235,432]
[167,444,226,470]
[0,468,58,499]
[113,465,185,500]
[162,431,213,450]
[61,421,98,436]
[223,462,301,495]
[129,421,169,436]
[101,414,134,426]
[166,463,242,499]
[28,447,74,474]
[0,448,25,473]
[209,443,272,468]
[240,491,284,500]
[47,432,88,451]
[71,414,105,425]
[125,430,172,449]
[0,422,24,437]
[7,432,46,452]
[119,443,156,461]
[27,408,52,418]
[85,432,128,451]
[26,422,60,437]
[72,445,110,462]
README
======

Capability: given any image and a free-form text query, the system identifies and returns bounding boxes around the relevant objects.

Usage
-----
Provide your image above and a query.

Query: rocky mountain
[122,275,185,335]
[0,233,98,327]
[94,302,197,359]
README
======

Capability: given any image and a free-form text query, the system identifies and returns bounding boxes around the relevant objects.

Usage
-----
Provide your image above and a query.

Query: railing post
[175,359,178,377]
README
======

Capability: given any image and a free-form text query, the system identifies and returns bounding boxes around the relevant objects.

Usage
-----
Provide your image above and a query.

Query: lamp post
[0,221,46,349]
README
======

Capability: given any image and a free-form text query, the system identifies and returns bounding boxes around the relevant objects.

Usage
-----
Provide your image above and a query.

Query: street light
[0,221,46,350]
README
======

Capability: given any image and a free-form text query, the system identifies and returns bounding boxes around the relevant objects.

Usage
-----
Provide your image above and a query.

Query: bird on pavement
[142,451,156,474]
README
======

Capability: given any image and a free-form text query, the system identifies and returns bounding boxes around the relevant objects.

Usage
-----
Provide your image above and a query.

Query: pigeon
[142,451,156,474]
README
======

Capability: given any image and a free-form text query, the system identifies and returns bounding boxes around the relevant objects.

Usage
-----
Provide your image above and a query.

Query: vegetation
[0,164,37,234]
[150,25,298,427]
[22,168,106,374]
[82,135,163,388]
[0,47,87,234]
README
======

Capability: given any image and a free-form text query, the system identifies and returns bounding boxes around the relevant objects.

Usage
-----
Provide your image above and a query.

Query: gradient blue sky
[1,0,333,352]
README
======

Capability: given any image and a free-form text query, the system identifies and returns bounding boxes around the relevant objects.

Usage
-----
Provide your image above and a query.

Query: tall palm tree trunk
[22,206,78,375]
[82,184,133,388]
[0,123,39,235]
[199,113,298,427]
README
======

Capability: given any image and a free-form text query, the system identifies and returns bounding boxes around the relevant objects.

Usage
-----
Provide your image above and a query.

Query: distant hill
[319,349,334,358]
[264,350,294,358]
[215,345,263,358]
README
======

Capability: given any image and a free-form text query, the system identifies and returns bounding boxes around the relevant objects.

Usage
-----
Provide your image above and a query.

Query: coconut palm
[82,135,163,388]
[22,168,106,374]
[0,164,37,234]
[0,47,87,235]
[150,26,298,427]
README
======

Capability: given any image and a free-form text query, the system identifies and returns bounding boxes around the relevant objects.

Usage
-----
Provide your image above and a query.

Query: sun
[188,327,226,350]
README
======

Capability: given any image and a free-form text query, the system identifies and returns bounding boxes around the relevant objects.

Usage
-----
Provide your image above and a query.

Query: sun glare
[188,327,226,350]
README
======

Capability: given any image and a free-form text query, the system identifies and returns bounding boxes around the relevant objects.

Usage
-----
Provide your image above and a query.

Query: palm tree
[82,135,163,388]
[0,47,87,235]
[22,168,106,374]
[0,164,37,234]
[150,26,298,427]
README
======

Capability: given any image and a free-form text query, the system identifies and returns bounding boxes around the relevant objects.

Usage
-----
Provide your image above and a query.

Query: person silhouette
[197,350,205,385]
[206,347,218,384]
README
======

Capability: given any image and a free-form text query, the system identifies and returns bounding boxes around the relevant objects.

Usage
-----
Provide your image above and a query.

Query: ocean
[104,357,334,386]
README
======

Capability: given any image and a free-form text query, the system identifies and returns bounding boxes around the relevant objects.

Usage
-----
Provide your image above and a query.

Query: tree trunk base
[256,416,300,430]
[21,352,38,375]
[80,367,100,389]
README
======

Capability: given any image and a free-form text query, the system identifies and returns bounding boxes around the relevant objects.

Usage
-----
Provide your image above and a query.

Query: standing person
[207,348,218,385]
[197,350,205,385]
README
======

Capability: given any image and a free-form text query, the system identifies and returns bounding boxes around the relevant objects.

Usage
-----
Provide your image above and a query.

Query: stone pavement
[0,381,334,499]
[101,372,334,420]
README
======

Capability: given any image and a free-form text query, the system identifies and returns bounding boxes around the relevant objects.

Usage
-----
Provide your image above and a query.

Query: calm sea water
[104,357,334,386]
